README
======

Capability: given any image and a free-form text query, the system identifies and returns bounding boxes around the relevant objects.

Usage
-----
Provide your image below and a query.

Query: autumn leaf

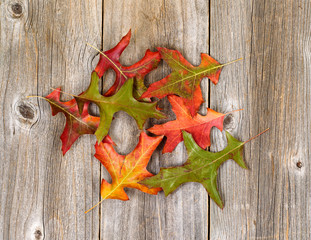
[75,72,166,142]
[141,48,237,116]
[141,131,249,209]
[85,132,163,213]
[147,95,225,153]
[92,30,161,96]
[44,88,113,155]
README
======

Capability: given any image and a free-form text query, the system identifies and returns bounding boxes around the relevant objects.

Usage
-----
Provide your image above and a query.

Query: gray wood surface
[209,0,311,239]
[0,0,102,239]
[0,0,310,239]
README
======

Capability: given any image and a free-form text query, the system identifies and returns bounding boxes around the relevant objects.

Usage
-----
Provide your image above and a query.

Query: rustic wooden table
[1,0,310,239]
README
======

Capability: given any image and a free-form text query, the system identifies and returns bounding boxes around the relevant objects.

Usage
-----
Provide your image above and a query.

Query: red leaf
[45,88,112,155]
[147,95,225,153]
[141,47,223,116]
[94,132,163,201]
[94,30,161,96]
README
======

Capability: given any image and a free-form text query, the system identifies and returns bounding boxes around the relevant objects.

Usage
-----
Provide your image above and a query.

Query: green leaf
[75,72,166,142]
[141,131,247,208]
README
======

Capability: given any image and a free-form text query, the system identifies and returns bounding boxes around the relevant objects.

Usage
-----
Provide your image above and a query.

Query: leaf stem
[26,95,45,99]
[244,128,270,144]
[221,57,243,67]
[85,198,106,214]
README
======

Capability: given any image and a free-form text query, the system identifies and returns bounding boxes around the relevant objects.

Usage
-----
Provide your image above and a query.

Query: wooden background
[0,0,310,239]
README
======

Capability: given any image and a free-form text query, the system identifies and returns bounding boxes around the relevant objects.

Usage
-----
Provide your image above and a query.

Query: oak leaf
[76,72,166,142]
[147,95,225,153]
[141,131,247,208]
[44,88,113,155]
[94,30,161,96]
[94,132,163,201]
[141,47,223,116]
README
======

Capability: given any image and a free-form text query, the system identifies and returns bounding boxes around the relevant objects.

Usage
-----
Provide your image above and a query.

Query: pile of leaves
[41,30,266,213]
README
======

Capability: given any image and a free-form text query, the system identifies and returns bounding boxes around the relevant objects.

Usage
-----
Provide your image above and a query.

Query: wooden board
[0,0,102,239]
[209,0,311,239]
[1,0,311,239]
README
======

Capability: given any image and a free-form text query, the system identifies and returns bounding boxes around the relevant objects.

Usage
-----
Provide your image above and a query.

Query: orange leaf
[94,132,163,201]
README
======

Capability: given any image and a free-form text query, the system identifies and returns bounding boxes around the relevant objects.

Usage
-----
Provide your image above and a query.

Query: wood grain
[1,0,311,239]
[0,0,102,239]
[209,0,311,239]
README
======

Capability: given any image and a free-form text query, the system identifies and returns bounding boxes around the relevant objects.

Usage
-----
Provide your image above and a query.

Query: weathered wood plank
[209,0,311,239]
[0,0,102,239]
[2,0,310,239]
[100,0,209,239]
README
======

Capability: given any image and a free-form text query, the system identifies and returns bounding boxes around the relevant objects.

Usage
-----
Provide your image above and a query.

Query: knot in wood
[18,104,34,119]
[223,113,236,131]
[12,3,22,15]
[14,99,38,127]
[7,2,24,18]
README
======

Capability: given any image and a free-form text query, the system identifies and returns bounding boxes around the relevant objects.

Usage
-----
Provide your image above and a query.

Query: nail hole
[34,229,42,239]
[296,161,302,168]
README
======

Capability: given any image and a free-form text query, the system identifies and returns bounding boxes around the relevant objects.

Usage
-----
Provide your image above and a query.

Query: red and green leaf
[141,47,223,116]
[44,88,112,155]
[94,30,161,96]
[147,95,225,153]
